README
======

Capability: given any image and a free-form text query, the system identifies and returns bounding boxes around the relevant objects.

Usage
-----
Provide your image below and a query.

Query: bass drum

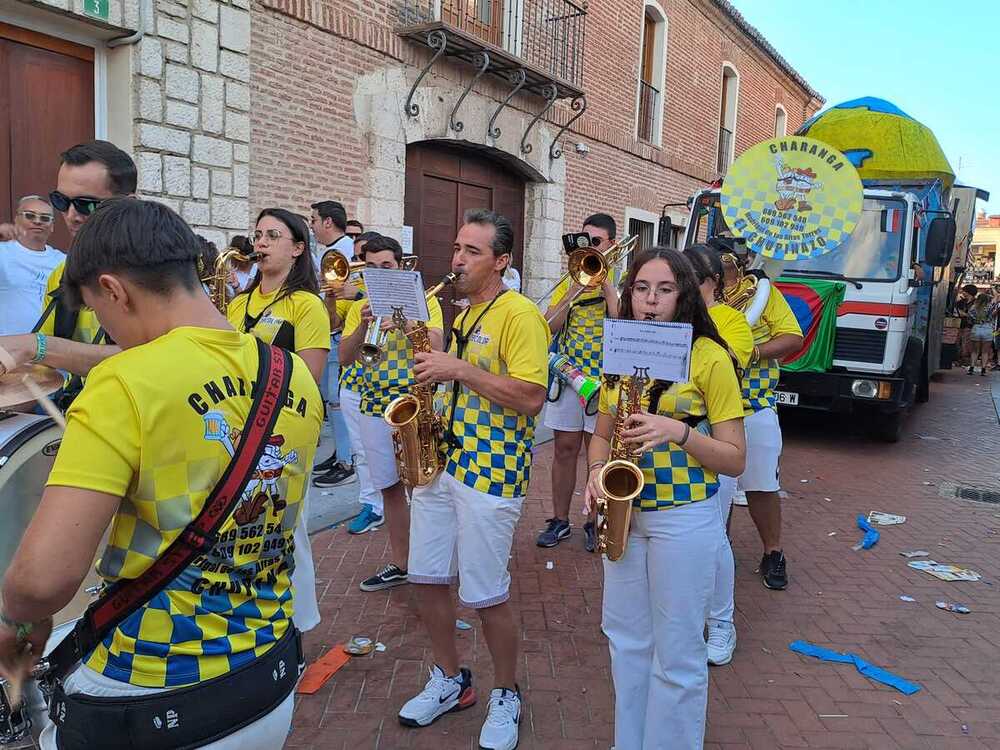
[0,413,102,748]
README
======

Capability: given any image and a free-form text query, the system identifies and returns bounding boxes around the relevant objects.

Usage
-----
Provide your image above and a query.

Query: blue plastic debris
[854,514,880,550]
[789,640,921,695]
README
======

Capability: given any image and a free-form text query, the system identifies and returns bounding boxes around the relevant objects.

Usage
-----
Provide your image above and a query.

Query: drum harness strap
[41,338,301,750]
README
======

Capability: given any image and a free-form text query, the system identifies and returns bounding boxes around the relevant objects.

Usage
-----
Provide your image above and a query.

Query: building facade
[970,212,1000,288]
[2,0,820,301]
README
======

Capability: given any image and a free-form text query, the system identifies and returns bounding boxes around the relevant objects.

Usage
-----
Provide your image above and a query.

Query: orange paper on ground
[296,644,351,694]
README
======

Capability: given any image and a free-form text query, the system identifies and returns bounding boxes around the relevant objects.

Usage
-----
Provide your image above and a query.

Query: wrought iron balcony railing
[717,126,733,174]
[397,0,586,90]
[637,80,659,144]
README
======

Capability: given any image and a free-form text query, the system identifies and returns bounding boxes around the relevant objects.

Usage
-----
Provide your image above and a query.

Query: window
[774,105,787,137]
[717,64,739,173]
[635,3,667,145]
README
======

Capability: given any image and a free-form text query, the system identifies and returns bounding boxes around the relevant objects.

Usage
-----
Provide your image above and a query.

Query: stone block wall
[14,0,252,247]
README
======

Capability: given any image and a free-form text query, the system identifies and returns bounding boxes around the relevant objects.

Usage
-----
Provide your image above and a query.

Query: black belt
[50,625,303,750]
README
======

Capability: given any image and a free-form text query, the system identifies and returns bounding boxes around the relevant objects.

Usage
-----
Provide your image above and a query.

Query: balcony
[397,0,587,98]
[637,80,659,143]
[717,126,733,174]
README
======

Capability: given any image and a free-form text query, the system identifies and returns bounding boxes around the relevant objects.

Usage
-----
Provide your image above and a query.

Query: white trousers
[602,498,724,750]
[709,475,737,625]
[38,664,294,750]
[291,488,320,632]
[340,386,382,514]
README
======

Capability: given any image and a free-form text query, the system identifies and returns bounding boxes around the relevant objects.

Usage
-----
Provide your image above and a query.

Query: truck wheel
[873,410,903,443]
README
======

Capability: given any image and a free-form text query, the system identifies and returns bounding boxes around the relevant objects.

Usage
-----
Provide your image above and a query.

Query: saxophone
[595,368,649,561]
[383,273,457,488]
[209,246,259,312]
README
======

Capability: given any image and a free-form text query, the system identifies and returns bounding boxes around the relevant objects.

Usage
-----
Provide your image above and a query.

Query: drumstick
[22,375,68,430]
[0,343,15,374]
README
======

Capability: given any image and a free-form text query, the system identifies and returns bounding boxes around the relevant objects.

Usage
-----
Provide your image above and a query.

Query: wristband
[0,611,33,643]
[677,424,691,447]
[588,461,607,472]
[31,332,47,363]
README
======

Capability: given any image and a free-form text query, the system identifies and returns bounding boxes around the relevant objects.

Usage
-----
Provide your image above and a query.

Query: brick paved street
[288,369,1000,750]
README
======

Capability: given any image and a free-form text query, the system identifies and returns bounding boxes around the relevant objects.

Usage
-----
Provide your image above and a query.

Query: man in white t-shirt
[0,195,64,336]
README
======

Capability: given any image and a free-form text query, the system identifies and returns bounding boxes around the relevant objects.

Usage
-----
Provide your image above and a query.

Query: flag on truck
[774,279,847,372]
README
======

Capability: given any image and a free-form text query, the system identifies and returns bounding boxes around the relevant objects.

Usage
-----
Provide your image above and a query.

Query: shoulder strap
[44,338,293,682]
[32,296,59,334]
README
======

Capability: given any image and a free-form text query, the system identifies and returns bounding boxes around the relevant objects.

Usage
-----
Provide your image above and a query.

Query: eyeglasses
[48,191,104,216]
[18,210,54,225]
[252,228,288,242]
[630,282,677,300]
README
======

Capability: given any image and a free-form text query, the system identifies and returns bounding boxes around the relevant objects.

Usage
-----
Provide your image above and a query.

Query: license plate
[774,390,799,406]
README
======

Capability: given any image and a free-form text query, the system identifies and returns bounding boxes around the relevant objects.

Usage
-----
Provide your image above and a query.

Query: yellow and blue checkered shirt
[742,286,801,413]
[341,296,444,417]
[439,291,549,498]
[549,278,608,380]
[598,337,744,511]
[47,328,323,687]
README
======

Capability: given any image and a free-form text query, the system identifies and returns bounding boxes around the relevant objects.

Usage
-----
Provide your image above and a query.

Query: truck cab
[684,184,976,441]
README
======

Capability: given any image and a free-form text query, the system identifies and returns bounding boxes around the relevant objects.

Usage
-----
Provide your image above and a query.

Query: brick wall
[249,0,821,289]
[11,0,252,248]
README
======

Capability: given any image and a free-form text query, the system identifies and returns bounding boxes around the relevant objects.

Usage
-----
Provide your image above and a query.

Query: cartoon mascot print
[202,410,299,525]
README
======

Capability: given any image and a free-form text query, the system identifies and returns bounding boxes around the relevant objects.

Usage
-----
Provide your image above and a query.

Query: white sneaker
[398,665,476,727]
[732,491,748,507]
[478,687,521,750]
[706,620,736,666]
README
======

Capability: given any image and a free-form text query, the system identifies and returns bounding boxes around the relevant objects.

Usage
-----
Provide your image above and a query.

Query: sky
[730,0,999,215]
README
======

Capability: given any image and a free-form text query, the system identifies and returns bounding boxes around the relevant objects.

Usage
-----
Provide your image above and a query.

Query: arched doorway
[404,140,527,329]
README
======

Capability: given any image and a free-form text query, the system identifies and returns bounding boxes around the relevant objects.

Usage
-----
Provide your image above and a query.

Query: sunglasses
[252,228,289,242]
[346,232,361,240]
[18,210,54,225]
[49,191,105,216]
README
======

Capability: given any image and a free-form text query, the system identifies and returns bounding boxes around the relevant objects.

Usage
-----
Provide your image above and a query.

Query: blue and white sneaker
[398,665,476,727]
[347,503,384,535]
[479,686,521,750]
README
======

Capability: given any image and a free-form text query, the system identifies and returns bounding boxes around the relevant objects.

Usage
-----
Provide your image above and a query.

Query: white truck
[683,181,988,441]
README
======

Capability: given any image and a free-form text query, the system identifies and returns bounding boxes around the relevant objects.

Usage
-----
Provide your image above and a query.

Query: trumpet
[534,235,639,324]
[209,246,260,312]
[320,250,366,287]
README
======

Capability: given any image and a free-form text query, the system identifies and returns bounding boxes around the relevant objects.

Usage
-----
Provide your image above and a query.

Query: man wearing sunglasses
[0,195,64,336]
[0,141,136,391]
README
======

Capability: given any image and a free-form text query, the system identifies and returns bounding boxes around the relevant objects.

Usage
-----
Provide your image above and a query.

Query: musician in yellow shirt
[0,199,322,749]
[340,235,444,592]
[584,247,745,750]
[541,213,620,552]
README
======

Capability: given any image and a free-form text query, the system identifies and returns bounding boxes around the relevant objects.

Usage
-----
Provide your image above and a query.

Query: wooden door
[0,24,95,252]
[404,141,526,331]
[441,0,504,48]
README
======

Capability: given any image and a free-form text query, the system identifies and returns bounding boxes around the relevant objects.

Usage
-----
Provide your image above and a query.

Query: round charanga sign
[721,136,863,260]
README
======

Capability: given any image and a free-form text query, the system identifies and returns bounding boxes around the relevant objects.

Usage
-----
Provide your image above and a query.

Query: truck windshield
[690,194,908,281]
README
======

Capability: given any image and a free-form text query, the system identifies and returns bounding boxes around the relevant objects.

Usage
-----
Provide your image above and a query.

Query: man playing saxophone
[399,210,548,750]
[339,235,443,592]
[583,247,745,750]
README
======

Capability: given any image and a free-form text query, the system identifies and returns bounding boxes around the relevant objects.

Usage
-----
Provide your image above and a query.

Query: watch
[0,611,33,642]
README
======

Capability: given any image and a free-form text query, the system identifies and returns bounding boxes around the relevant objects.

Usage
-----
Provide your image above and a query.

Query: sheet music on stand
[602,319,692,382]
[364,268,430,321]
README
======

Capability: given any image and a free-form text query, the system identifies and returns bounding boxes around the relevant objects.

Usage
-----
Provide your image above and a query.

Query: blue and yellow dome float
[795,97,954,189]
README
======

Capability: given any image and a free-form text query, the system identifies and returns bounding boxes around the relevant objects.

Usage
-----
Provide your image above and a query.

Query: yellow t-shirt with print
[342,296,444,417]
[440,291,549,498]
[709,303,754,369]
[47,327,323,688]
[742,286,801,413]
[38,261,102,344]
[227,286,330,353]
[332,279,366,333]
[550,278,608,380]
[599,336,743,511]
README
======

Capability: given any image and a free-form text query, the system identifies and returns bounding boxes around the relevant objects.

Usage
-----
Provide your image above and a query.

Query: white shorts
[737,407,782,493]
[359,412,399,490]
[408,470,523,608]
[543,381,598,434]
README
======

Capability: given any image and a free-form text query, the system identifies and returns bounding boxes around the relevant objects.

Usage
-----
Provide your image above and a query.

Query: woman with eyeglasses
[227,207,331,635]
[583,247,745,750]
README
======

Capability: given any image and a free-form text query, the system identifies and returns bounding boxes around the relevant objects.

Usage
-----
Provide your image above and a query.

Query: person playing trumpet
[339,235,444,592]
[540,213,621,552]
[584,247,745,750]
